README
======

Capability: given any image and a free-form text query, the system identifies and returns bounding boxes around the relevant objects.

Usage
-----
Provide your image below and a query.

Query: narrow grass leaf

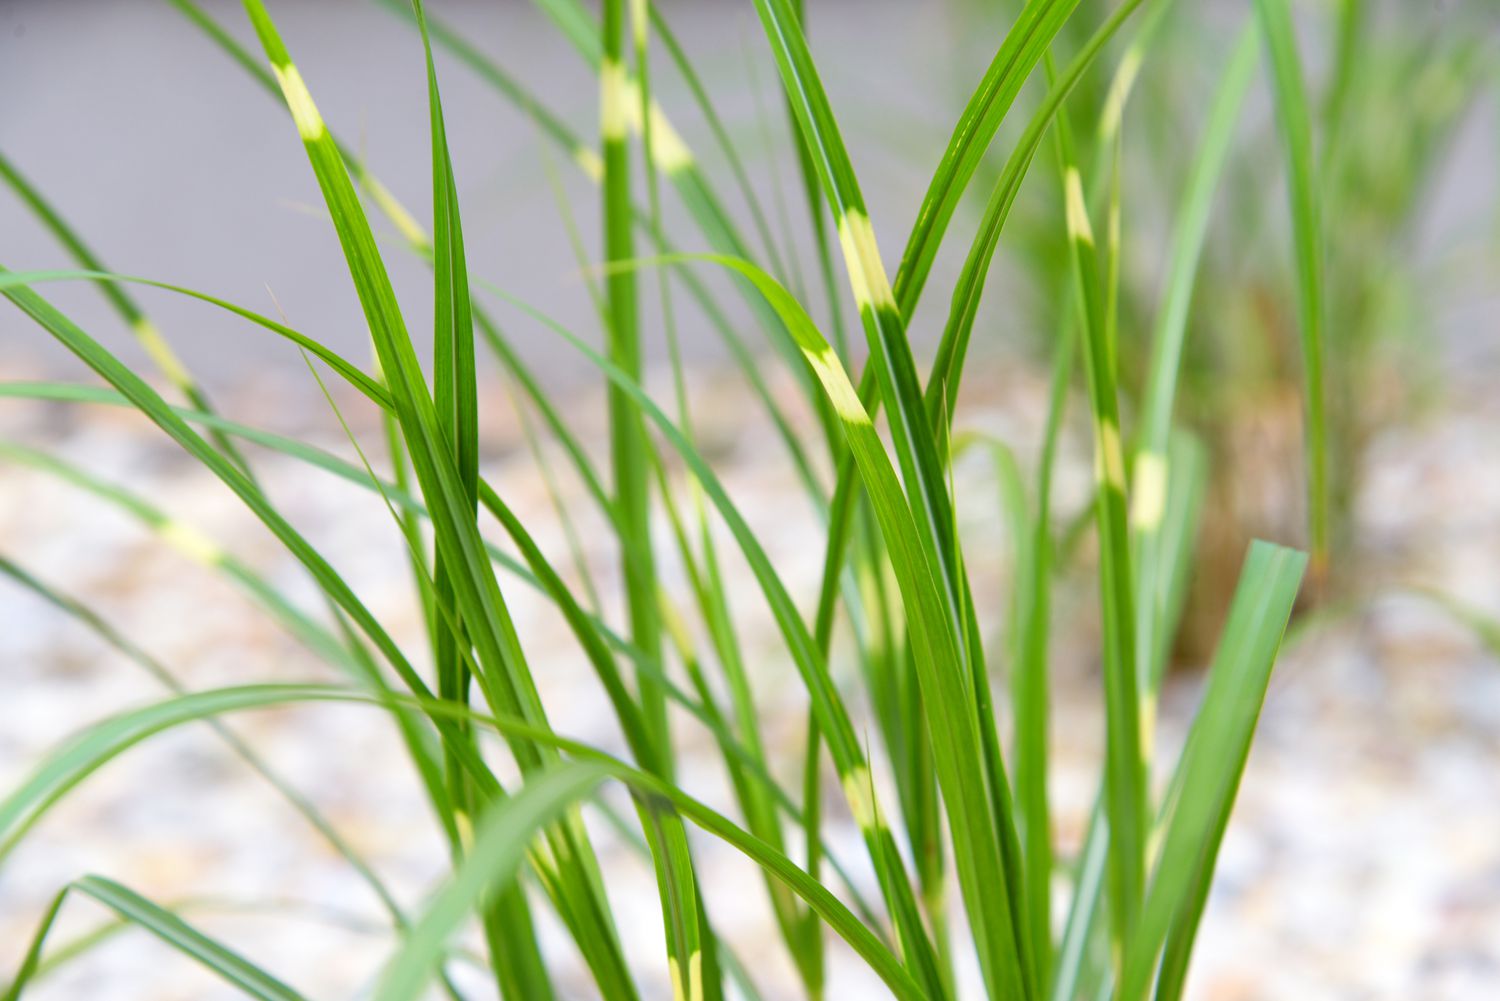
[1118,541,1307,1001]
[374,764,609,1001]
[1257,0,1330,570]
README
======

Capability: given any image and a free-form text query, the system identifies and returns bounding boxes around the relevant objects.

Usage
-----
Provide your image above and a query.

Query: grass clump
[12,0,1452,997]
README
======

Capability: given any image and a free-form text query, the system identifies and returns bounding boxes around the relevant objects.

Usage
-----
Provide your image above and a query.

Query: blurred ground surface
[0,355,1495,1000]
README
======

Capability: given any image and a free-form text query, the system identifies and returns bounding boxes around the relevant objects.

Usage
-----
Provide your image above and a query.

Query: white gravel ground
[0,359,1495,1000]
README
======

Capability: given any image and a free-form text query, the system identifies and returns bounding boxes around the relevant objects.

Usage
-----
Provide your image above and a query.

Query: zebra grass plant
[0,0,1358,998]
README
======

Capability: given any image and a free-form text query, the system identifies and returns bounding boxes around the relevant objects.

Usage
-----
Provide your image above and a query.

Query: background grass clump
[0,0,1493,998]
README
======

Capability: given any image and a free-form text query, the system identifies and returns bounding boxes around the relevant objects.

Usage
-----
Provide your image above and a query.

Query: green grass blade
[1141,432,1209,697]
[1404,587,1500,659]
[373,763,609,1001]
[649,464,815,991]
[412,0,480,602]
[515,0,842,444]
[1117,541,1307,1001]
[1256,0,1330,572]
[932,0,1146,423]
[628,14,732,994]
[241,0,552,787]
[411,0,487,882]
[528,0,603,64]
[543,145,799,975]
[893,0,1083,316]
[777,0,850,362]
[800,0,1145,704]
[750,0,969,644]
[1048,812,1107,1001]
[1149,796,1228,1001]
[959,423,1057,977]
[14,897,441,991]
[693,239,1017,997]
[476,480,661,772]
[510,382,606,613]
[397,27,545,997]
[0,268,390,402]
[1046,49,1147,976]
[803,5,1147,827]
[1024,299,1080,988]
[1319,0,1367,180]
[1042,18,1236,992]
[0,440,358,672]
[601,0,669,765]
[1132,22,1255,713]
[500,0,847,443]
[633,792,711,1001]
